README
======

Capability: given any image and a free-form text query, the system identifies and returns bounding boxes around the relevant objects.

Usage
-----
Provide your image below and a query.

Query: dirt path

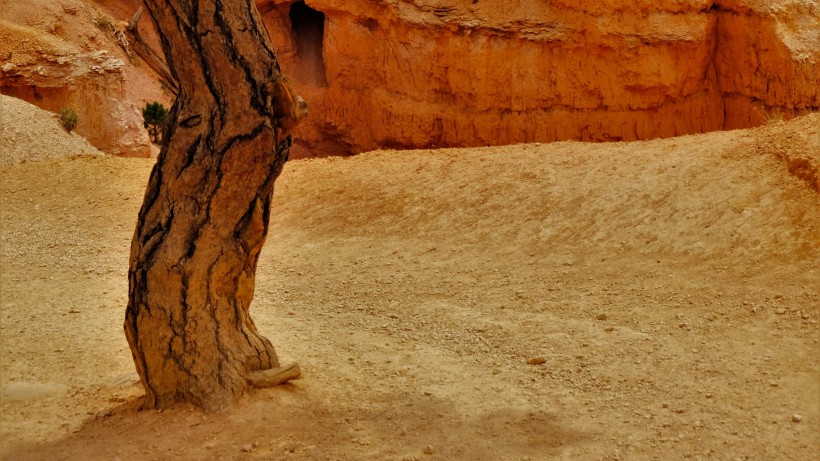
[1,116,818,460]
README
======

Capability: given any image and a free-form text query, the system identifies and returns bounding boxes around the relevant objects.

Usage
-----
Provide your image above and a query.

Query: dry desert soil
[1,114,819,460]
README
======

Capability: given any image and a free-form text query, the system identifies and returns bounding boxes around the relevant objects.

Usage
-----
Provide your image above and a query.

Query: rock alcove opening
[289,1,327,86]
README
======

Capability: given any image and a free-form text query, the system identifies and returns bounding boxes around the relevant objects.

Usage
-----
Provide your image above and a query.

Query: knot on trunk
[263,75,308,137]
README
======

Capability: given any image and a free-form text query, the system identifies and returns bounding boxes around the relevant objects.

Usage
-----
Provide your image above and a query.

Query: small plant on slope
[95,16,112,32]
[59,108,79,132]
[763,107,786,125]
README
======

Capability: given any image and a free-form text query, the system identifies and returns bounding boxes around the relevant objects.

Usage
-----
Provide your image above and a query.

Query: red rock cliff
[0,0,162,157]
[258,0,819,157]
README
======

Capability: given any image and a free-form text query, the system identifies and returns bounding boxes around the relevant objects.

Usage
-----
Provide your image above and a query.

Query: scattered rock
[423,445,435,455]
[527,357,546,366]
[792,414,803,423]
[775,308,787,315]
[241,444,254,453]
[596,313,608,320]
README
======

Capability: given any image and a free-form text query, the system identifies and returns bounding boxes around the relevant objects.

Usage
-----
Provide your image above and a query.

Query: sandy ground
[0,115,818,460]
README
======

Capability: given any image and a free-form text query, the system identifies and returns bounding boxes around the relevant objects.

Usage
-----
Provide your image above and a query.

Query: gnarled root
[247,363,302,388]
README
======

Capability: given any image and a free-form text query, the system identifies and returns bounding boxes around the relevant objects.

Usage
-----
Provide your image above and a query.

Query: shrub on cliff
[95,16,112,32]
[764,108,785,125]
[59,108,79,132]
[142,101,168,144]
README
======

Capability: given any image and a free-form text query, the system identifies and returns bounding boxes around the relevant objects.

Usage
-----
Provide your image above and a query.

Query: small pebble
[423,445,435,455]
[241,444,253,453]
[596,313,608,321]
[775,308,786,315]
[527,357,546,366]
[792,414,803,423]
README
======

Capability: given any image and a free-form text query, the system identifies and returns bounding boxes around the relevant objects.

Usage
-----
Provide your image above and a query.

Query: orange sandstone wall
[259,0,819,157]
[0,0,162,157]
[714,1,820,129]
[0,23,150,157]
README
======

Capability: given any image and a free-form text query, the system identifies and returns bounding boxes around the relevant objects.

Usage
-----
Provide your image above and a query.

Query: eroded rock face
[0,0,151,157]
[714,1,820,128]
[259,0,819,157]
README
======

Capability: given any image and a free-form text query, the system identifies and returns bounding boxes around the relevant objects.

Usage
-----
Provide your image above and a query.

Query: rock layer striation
[6,0,814,158]
[259,0,819,156]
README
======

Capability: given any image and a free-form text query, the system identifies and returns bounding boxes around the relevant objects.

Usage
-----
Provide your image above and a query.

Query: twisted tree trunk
[124,0,306,411]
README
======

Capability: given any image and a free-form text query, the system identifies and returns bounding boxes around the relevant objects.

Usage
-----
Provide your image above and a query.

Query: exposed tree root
[247,363,302,388]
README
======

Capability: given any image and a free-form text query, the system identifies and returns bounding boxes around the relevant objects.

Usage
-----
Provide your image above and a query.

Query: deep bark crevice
[214,0,267,115]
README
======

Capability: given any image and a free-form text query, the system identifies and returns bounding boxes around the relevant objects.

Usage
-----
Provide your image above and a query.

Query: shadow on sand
[4,382,588,460]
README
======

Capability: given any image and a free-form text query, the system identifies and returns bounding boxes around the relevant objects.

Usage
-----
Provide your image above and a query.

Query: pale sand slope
[0,114,817,460]
[0,94,103,167]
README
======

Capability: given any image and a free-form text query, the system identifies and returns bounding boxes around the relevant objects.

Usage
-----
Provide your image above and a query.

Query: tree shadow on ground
[3,381,589,461]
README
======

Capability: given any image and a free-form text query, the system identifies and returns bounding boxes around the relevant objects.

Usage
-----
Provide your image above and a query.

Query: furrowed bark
[124,7,178,94]
[124,0,306,411]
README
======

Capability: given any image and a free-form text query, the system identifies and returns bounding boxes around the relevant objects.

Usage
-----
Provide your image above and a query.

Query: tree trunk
[124,0,306,411]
